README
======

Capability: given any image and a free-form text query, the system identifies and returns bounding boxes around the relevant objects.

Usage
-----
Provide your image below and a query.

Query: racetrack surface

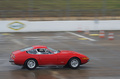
[0,31,120,79]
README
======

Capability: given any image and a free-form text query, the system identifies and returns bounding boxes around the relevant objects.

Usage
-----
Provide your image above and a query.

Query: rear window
[27,49,37,54]
[20,47,33,51]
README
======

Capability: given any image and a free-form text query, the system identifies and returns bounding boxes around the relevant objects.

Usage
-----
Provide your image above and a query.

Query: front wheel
[24,59,37,70]
[68,58,80,69]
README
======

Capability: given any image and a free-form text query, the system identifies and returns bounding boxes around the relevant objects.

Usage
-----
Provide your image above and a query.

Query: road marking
[1,33,11,35]
[11,39,28,46]
[24,37,40,39]
[67,32,96,41]
[78,38,88,40]
[89,34,99,36]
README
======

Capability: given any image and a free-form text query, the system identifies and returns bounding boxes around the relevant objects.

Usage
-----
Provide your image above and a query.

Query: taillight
[11,54,15,59]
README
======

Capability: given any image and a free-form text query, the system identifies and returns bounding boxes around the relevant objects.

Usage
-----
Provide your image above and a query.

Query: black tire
[24,59,37,70]
[68,58,80,69]
[64,63,69,68]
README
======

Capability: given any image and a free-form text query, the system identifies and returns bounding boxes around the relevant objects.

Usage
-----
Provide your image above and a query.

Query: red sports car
[9,45,89,70]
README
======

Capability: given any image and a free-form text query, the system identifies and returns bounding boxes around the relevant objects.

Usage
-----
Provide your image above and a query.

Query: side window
[45,49,53,54]
[37,48,53,54]
[27,49,37,54]
[37,49,45,52]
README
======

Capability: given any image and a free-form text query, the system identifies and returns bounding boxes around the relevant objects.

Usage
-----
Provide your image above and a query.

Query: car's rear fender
[14,54,39,65]
[24,58,38,66]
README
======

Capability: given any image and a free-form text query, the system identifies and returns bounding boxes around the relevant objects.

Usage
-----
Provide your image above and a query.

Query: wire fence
[0,0,120,20]
[0,9,120,20]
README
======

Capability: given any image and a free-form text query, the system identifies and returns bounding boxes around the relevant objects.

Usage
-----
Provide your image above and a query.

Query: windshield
[47,47,60,54]
[20,47,33,52]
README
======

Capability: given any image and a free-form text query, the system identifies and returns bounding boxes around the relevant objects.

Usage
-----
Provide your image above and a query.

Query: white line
[11,39,28,46]
[67,32,96,41]
[24,37,40,39]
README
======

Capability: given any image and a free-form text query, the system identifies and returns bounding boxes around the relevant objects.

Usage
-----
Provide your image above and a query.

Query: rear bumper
[9,58,15,65]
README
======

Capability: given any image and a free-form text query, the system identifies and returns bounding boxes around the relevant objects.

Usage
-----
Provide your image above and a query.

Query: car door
[38,48,58,65]
[56,52,69,65]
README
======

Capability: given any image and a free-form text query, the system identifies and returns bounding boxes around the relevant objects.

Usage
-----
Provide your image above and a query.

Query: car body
[9,45,89,70]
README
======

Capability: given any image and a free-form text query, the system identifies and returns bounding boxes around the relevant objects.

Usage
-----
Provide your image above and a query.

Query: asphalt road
[0,31,120,79]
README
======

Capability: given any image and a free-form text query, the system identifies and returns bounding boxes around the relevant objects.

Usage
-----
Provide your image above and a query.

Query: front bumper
[81,58,90,65]
[87,59,90,62]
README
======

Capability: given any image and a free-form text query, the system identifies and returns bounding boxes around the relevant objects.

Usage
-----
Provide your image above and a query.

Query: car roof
[32,45,47,49]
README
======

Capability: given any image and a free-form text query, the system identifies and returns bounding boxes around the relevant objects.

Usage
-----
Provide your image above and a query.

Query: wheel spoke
[71,59,79,68]
[27,60,36,68]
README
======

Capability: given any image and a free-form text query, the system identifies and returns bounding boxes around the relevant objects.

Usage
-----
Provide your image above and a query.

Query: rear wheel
[68,58,80,69]
[24,59,37,70]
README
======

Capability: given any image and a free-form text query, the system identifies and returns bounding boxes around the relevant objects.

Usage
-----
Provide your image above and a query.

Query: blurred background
[0,1,120,79]
[0,0,120,20]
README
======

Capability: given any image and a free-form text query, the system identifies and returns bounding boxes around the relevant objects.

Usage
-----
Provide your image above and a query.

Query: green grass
[0,0,120,10]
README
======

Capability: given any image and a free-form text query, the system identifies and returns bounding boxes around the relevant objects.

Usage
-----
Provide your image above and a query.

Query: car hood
[59,50,87,56]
